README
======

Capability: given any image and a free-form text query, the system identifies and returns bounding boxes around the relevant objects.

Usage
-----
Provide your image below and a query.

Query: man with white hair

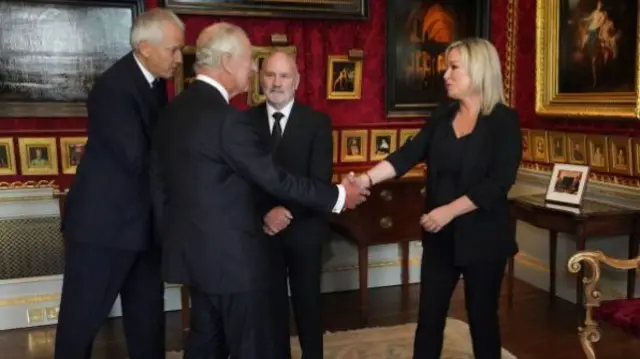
[150,22,368,359]
[55,8,184,359]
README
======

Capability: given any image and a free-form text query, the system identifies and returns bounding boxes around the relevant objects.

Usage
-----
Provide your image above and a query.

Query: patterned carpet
[165,318,517,358]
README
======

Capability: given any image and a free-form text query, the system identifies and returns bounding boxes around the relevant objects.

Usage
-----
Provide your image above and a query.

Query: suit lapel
[458,113,489,190]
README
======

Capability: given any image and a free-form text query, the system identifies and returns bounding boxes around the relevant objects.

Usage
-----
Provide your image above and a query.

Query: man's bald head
[260,50,299,109]
[194,22,255,98]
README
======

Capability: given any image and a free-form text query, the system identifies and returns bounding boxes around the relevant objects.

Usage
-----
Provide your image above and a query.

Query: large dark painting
[558,0,636,93]
[0,0,144,118]
[163,0,368,19]
[385,0,490,118]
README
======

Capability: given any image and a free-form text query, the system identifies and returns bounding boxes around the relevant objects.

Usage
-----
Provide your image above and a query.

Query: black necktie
[271,112,284,151]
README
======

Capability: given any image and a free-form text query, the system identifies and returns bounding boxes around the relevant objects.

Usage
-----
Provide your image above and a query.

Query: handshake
[342,171,372,211]
[263,172,372,236]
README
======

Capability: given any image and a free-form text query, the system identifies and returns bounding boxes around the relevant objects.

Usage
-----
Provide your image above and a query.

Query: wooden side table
[510,194,640,306]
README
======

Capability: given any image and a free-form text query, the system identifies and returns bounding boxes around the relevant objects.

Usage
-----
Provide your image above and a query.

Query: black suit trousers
[412,241,507,359]
[54,241,165,359]
[185,285,287,359]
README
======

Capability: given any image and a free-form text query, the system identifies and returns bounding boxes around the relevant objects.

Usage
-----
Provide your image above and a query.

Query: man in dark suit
[150,23,368,359]
[247,51,332,359]
[54,9,185,359]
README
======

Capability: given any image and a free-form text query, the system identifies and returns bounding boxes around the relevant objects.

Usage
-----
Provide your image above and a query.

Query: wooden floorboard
[0,278,637,358]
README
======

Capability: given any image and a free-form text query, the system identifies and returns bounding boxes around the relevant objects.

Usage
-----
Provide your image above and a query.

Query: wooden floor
[1,278,638,359]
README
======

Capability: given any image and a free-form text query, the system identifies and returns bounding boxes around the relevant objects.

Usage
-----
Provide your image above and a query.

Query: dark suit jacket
[63,52,166,251]
[386,102,522,265]
[247,102,333,245]
[150,80,340,294]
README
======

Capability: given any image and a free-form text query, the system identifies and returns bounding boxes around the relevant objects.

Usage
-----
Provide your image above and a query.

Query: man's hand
[420,205,456,233]
[349,172,371,189]
[341,174,370,210]
[263,206,292,236]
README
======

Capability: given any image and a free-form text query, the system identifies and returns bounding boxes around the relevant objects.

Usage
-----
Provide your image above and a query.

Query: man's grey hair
[194,23,249,71]
[130,8,184,50]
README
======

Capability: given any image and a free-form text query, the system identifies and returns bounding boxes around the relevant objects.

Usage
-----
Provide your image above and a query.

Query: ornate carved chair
[568,250,640,359]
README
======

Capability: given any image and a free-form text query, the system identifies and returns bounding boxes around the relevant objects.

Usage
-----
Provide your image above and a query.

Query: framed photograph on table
[545,163,589,207]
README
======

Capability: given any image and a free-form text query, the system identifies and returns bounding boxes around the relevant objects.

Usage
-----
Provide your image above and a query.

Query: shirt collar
[133,53,156,87]
[266,99,294,119]
[195,74,230,103]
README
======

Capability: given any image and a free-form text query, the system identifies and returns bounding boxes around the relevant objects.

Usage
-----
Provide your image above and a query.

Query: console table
[510,193,640,306]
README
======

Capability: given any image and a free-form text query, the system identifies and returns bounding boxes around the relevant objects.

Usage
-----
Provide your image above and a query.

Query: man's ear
[220,53,234,74]
[138,41,151,58]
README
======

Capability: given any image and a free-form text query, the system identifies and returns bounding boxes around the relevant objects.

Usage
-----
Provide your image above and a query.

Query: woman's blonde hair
[445,37,506,115]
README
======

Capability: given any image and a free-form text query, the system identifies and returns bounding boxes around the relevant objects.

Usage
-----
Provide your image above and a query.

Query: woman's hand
[420,205,456,233]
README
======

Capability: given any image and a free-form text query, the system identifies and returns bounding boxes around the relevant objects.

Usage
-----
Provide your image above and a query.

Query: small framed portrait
[60,137,87,174]
[340,129,368,162]
[399,128,419,147]
[332,130,338,163]
[548,131,566,163]
[587,135,608,171]
[634,138,640,176]
[567,133,587,165]
[531,130,549,163]
[327,55,362,100]
[608,136,633,176]
[0,137,17,175]
[545,163,590,207]
[18,137,58,176]
[174,45,196,95]
[521,129,532,161]
[370,129,396,161]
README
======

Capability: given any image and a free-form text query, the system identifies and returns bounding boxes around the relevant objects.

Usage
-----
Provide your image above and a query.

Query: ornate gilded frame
[174,45,196,95]
[326,55,362,100]
[59,136,87,175]
[0,137,17,176]
[535,1,640,119]
[340,129,368,163]
[18,137,58,176]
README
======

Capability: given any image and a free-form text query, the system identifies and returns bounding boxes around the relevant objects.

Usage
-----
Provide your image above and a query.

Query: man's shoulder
[293,102,330,125]
[90,53,135,93]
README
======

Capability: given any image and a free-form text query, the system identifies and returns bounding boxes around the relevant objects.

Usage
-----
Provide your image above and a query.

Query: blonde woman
[352,38,522,358]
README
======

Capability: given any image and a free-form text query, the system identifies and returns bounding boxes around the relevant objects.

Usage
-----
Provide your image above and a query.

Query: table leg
[549,231,557,301]
[576,225,586,307]
[627,226,639,299]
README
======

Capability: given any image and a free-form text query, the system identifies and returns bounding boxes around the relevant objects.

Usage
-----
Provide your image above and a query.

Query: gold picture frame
[327,55,362,100]
[174,45,197,95]
[0,137,17,175]
[548,131,567,163]
[248,45,297,106]
[633,138,640,176]
[369,129,396,161]
[608,136,633,176]
[521,129,532,161]
[60,137,88,174]
[531,130,549,163]
[567,133,587,165]
[399,128,419,147]
[340,129,367,162]
[332,130,338,163]
[18,137,58,176]
[587,135,608,172]
[535,1,640,119]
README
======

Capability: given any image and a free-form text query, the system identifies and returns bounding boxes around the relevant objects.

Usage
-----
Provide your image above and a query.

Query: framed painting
[326,55,362,100]
[587,135,609,172]
[174,46,197,95]
[340,129,368,163]
[385,0,491,118]
[634,137,640,175]
[162,0,369,20]
[369,129,397,161]
[567,133,587,165]
[60,137,87,174]
[535,0,640,119]
[248,46,297,106]
[521,129,533,161]
[0,138,17,176]
[0,0,145,118]
[18,137,58,176]
[608,136,633,175]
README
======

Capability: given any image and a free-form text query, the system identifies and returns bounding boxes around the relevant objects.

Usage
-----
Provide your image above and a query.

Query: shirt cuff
[332,184,346,213]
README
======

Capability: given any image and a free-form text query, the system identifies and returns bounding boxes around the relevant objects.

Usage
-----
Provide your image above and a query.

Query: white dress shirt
[195,74,230,103]
[133,54,156,87]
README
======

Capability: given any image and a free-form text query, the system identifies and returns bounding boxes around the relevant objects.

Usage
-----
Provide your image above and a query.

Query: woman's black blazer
[386,101,523,265]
